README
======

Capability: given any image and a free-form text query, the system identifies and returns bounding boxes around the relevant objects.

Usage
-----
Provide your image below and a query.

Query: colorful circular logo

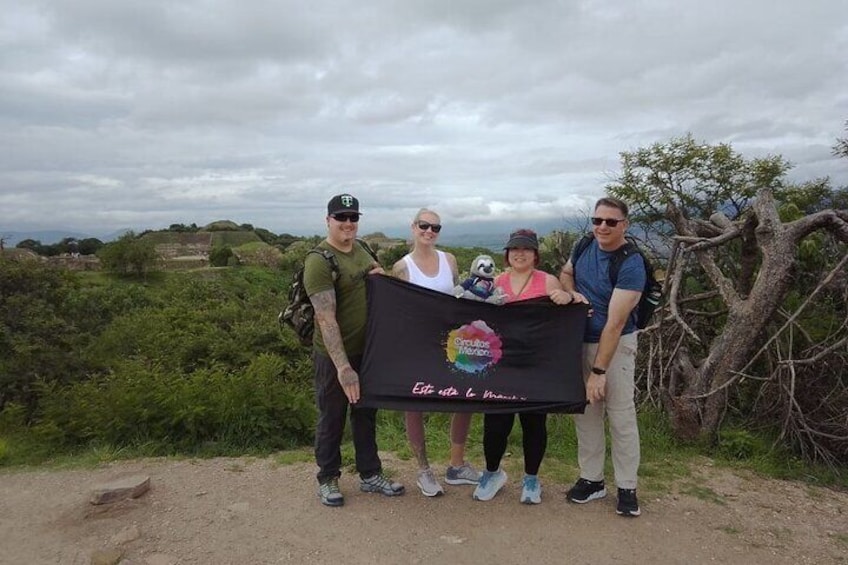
[446,320,503,374]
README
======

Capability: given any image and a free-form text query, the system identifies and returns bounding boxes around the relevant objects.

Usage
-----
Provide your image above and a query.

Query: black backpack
[570,233,663,329]
[279,240,379,347]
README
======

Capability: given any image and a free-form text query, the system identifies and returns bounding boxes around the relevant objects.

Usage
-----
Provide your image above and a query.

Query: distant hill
[1,228,136,247]
[2,216,589,251]
[2,230,92,247]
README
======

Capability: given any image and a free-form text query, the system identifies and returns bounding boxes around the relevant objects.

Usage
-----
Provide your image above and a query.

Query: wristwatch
[590,366,607,375]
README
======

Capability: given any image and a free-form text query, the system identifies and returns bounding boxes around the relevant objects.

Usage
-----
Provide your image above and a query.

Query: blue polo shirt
[573,238,646,343]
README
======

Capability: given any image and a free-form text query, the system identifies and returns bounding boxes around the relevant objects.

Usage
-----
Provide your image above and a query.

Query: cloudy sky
[2,0,847,239]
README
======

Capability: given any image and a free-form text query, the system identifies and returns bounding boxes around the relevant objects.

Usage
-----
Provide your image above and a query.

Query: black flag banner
[360,275,589,413]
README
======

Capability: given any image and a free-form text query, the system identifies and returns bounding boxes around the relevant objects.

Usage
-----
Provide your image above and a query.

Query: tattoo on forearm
[311,290,350,370]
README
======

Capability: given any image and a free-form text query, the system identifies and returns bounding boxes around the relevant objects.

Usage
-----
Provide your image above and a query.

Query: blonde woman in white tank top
[391,208,483,497]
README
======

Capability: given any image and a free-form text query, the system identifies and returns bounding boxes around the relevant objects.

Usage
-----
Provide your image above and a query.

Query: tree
[209,245,233,267]
[834,120,848,160]
[77,238,104,256]
[608,134,848,452]
[538,230,580,275]
[15,239,45,254]
[254,228,277,244]
[97,232,157,276]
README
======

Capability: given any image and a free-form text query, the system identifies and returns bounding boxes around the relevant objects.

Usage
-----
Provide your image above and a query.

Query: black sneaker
[566,478,607,503]
[616,488,641,517]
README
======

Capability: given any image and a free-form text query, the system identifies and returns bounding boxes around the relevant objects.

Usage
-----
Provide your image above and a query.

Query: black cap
[504,230,539,250]
[327,194,361,216]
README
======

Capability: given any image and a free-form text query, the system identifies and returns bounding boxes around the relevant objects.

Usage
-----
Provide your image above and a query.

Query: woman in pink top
[391,209,482,497]
[472,228,581,504]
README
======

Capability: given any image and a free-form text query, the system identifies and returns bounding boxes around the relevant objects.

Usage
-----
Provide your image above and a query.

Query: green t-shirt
[302,241,375,356]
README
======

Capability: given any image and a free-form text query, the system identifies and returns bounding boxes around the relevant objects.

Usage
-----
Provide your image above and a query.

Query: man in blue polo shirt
[560,196,646,517]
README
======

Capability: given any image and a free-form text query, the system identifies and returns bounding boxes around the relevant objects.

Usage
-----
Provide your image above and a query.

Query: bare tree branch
[668,247,702,343]
[683,228,742,252]
[738,251,848,375]
[786,208,848,245]
[780,336,848,366]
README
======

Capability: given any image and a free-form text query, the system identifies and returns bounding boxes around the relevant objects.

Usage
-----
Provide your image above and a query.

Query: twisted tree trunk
[661,189,848,440]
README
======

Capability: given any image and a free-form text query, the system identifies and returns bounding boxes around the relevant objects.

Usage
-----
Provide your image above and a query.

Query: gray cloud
[2,0,847,237]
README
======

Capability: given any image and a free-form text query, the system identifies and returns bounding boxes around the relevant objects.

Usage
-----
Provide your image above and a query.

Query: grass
[679,484,727,505]
[2,406,845,498]
[831,532,848,547]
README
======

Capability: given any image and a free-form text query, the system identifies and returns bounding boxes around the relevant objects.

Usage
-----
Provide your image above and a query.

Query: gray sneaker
[416,468,445,497]
[360,473,405,497]
[445,462,482,485]
[318,478,344,507]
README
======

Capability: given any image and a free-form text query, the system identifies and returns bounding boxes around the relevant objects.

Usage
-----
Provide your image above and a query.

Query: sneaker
[566,478,607,504]
[445,462,482,485]
[616,488,641,517]
[520,474,542,504]
[416,468,444,497]
[318,478,344,507]
[360,473,405,497]
[472,469,507,501]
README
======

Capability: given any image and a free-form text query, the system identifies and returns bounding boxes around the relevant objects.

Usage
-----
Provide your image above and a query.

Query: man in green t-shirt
[304,193,405,507]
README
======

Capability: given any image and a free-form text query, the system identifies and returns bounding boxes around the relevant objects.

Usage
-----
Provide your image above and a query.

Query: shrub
[209,245,233,267]
[35,354,315,451]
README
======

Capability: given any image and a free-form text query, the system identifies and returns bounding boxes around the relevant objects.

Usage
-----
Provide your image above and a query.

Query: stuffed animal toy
[453,254,506,305]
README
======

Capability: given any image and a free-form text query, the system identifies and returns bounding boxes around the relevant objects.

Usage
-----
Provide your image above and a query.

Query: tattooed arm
[310,289,360,404]
[391,259,409,282]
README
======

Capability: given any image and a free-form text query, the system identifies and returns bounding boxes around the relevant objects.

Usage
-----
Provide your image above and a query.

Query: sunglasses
[417,221,442,233]
[331,213,360,223]
[591,217,626,227]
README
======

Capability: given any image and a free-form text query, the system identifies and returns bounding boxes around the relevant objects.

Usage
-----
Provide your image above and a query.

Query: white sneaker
[472,469,507,501]
[416,468,445,497]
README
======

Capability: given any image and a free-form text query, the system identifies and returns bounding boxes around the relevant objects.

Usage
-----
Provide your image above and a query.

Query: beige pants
[574,332,640,489]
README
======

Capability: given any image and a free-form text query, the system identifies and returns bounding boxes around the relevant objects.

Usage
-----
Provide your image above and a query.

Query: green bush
[97,232,157,275]
[0,258,90,416]
[209,245,233,267]
[35,354,315,451]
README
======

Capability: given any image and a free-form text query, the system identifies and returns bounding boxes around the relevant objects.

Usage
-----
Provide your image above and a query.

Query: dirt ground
[1,454,846,565]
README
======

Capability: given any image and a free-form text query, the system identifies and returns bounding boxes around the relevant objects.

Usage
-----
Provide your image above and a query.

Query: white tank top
[403,250,454,294]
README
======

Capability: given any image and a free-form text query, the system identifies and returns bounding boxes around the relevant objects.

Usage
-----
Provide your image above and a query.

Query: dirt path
[1,454,846,565]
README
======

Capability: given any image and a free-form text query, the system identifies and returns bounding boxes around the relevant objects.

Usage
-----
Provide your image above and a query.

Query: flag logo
[446,320,503,374]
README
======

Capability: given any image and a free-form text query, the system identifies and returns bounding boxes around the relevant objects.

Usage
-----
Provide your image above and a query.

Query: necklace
[512,270,534,297]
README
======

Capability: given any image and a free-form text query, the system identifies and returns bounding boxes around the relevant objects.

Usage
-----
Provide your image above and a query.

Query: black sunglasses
[591,217,625,227]
[417,221,442,233]
[331,213,360,223]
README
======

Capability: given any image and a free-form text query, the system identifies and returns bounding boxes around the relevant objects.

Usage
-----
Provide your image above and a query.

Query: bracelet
[591,366,606,375]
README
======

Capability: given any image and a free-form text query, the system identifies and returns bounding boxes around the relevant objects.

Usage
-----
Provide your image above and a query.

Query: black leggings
[483,412,547,475]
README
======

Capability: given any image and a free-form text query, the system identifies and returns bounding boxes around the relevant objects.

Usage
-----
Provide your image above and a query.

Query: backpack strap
[570,233,595,266]
[307,248,340,282]
[356,238,380,265]
[569,234,594,286]
[572,233,644,288]
[608,241,639,286]
[310,239,378,284]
